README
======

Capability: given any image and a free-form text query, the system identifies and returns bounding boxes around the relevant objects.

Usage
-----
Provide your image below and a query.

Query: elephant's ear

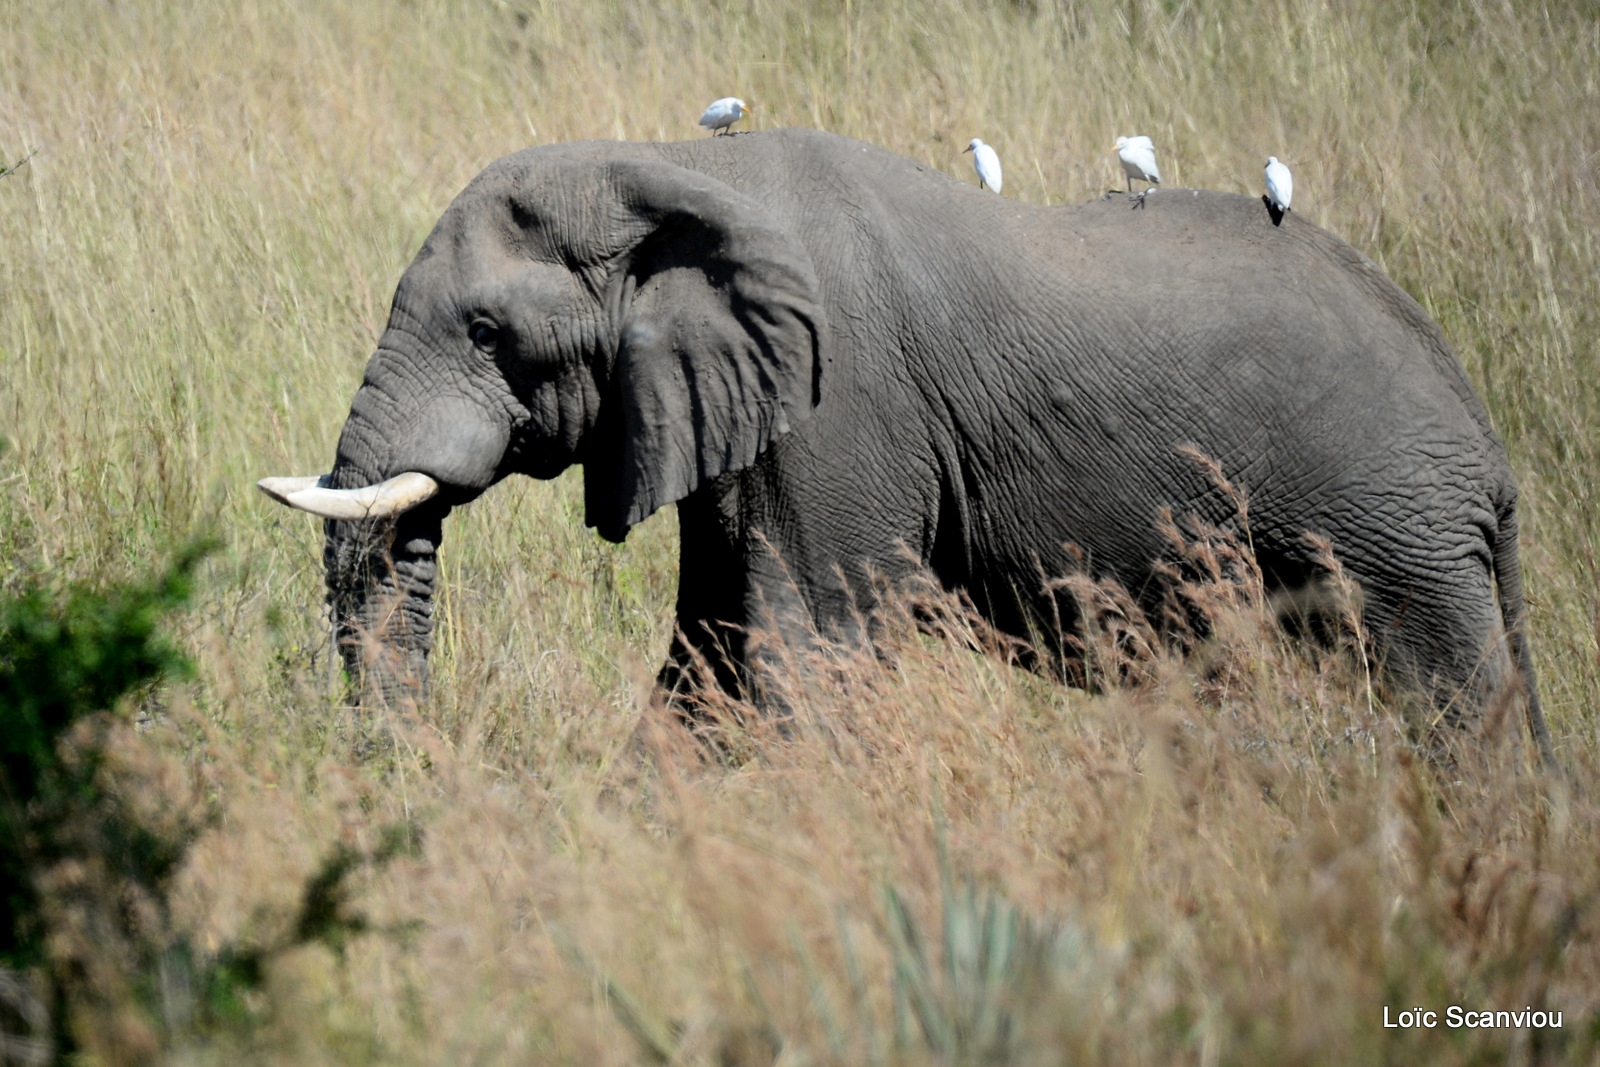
[580,159,824,543]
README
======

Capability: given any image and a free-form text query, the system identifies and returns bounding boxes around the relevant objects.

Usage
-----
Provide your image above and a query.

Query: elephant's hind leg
[1361,562,1514,743]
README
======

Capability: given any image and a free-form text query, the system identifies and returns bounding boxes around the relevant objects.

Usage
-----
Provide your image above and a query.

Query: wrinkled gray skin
[321,128,1548,758]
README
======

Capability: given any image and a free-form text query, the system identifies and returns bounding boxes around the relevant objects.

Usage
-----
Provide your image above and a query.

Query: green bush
[0,536,419,1061]
[0,539,208,974]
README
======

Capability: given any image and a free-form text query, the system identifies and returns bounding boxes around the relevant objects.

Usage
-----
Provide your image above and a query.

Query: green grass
[2,0,1598,1061]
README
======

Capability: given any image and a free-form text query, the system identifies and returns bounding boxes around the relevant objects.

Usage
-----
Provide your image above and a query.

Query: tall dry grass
[2,0,1598,1061]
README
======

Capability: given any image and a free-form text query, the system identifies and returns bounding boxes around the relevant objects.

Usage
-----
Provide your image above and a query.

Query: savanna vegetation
[2,0,1598,1062]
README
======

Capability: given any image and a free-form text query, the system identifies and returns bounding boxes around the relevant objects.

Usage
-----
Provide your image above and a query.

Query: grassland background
[2,0,1599,1062]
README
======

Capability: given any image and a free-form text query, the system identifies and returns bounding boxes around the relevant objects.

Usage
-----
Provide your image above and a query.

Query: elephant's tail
[1492,498,1556,767]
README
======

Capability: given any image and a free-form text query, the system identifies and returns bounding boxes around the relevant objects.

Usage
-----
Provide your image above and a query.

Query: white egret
[964,138,1003,193]
[1265,156,1293,214]
[698,97,751,135]
[1114,135,1160,201]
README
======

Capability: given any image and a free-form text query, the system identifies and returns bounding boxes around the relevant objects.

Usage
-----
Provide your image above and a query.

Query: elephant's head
[260,148,824,700]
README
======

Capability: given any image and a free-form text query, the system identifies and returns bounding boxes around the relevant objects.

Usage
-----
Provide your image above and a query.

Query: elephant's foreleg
[659,485,754,705]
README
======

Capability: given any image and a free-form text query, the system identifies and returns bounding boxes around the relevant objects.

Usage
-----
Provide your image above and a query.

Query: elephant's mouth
[257,470,441,520]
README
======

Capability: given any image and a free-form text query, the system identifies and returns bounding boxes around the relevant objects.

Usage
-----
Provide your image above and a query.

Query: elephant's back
[1024,190,1509,588]
[1052,189,1499,452]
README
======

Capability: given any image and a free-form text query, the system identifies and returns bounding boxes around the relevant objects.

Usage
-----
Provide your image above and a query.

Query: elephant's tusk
[256,474,331,503]
[256,471,441,520]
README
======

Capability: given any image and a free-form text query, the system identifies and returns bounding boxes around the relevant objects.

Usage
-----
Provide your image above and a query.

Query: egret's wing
[1128,135,1155,152]
[1133,144,1160,182]
[699,98,736,126]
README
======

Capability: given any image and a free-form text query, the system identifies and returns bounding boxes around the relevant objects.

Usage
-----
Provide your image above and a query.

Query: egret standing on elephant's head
[964,138,1002,193]
[1264,156,1293,219]
[699,97,752,134]
[1115,135,1160,203]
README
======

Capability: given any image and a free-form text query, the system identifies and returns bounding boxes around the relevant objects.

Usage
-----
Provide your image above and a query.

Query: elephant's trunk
[259,463,450,705]
[319,460,449,707]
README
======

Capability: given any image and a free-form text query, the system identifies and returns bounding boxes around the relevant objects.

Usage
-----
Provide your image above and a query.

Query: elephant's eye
[469,319,501,355]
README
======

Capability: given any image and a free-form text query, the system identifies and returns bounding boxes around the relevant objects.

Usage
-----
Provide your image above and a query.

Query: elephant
[259,126,1551,760]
